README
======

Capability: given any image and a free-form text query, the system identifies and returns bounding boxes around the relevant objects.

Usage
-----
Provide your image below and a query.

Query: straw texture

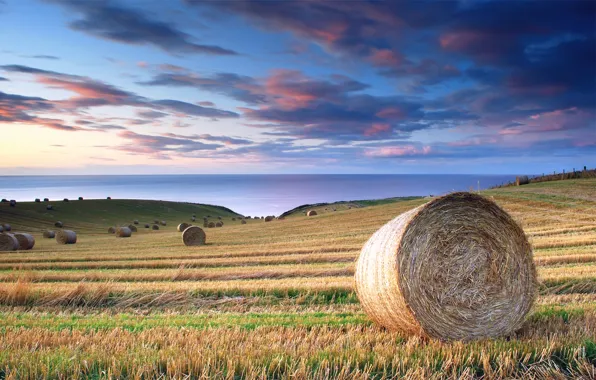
[54,221,63,228]
[215,222,223,228]
[128,224,138,232]
[0,233,18,251]
[307,210,317,216]
[43,230,55,239]
[182,226,206,246]
[354,192,536,341]
[56,230,77,244]
[2,224,11,232]
[207,222,215,228]
[177,223,191,232]
[265,216,274,222]
[108,227,116,234]
[152,225,159,230]
[115,227,132,238]
[14,233,35,250]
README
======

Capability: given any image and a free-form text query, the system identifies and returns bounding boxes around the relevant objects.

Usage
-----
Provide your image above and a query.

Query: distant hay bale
[43,230,55,239]
[54,221,63,228]
[0,225,3,232]
[177,223,191,232]
[207,222,215,228]
[218,216,222,220]
[232,218,236,221]
[241,220,247,224]
[191,217,196,222]
[203,222,208,228]
[133,220,139,225]
[182,226,206,246]
[35,198,40,203]
[46,205,53,210]
[215,222,223,227]
[108,226,116,234]
[9,200,16,207]
[160,221,166,226]
[2,224,11,232]
[153,219,159,224]
[307,210,317,216]
[0,233,18,251]
[144,224,150,228]
[128,224,137,232]
[265,216,274,222]
[115,227,132,238]
[192,214,196,218]
[516,175,530,186]
[43,198,49,202]
[355,192,536,341]
[0,199,6,203]
[106,197,111,200]
[152,224,159,230]
[14,233,35,250]
[56,230,77,245]
[63,198,69,202]
[78,197,83,201]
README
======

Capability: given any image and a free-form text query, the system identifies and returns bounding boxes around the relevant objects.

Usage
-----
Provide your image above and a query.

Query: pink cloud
[364,123,391,136]
[365,145,431,157]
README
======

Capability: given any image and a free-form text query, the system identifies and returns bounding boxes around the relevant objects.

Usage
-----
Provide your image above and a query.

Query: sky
[0,0,594,175]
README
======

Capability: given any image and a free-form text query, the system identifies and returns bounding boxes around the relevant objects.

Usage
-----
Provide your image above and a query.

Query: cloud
[136,110,169,119]
[46,0,237,55]
[161,132,252,145]
[26,55,60,60]
[365,145,432,157]
[150,99,239,119]
[0,76,8,81]
[114,130,223,159]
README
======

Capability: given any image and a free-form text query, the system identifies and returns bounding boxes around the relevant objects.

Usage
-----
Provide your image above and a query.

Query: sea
[0,175,514,216]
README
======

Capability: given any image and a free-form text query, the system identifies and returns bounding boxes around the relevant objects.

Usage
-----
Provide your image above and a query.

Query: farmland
[0,179,595,378]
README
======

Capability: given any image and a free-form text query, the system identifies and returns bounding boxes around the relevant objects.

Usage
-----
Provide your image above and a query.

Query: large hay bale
[108,227,116,234]
[115,227,132,238]
[215,221,223,227]
[128,224,138,232]
[3,224,11,232]
[0,233,18,251]
[56,230,77,245]
[54,221,63,228]
[14,233,35,250]
[307,210,317,216]
[265,216,274,222]
[207,222,215,228]
[43,230,55,239]
[152,224,159,230]
[177,223,191,232]
[182,226,206,246]
[354,192,536,341]
[516,175,529,186]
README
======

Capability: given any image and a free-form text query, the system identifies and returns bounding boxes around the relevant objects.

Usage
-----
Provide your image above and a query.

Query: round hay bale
[265,216,274,222]
[44,198,49,202]
[182,226,206,246]
[241,220,247,225]
[43,230,55,239]
[9,200,16,207]
[54,221,63,228]
[0,199,6,202]
[191,217,196,222]
[35,198,41,203]
[215,221,223,228]
[144,224,150,228]
[56,230,77,245]
[0,225,3,232]
[108,226,116,234]
[516,175,529,186]
[14,233,35,250]
[133,220,139,225]
[152,224,159,230]
[2,224,11,232]
[160,221,166,226]
[203,222,208,228]
[217,216,222,220]
[46,205,53,210]
[78,197,83,201]
[128,224,138,232]
[63,198,69,202]
[177,223,191,232]
[153,219,159,224]
[106,197,111,200]
[192,214,196,218]
[207,222,215,228]
[232,218,236,221]
[307,210,317,216]
[115,227,132,238]
[0,233,18,251]
[354,192,536,341]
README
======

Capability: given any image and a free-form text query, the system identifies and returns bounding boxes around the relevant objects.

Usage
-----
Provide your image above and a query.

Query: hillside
[0,178,595,377]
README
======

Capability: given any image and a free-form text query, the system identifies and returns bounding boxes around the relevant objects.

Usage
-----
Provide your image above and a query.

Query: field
[1,179,595,378]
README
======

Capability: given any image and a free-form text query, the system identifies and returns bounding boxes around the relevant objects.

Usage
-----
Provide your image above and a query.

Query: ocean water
[0,175,514,216]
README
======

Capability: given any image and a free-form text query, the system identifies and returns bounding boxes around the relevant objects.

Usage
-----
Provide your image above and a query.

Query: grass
[0,178,595,378]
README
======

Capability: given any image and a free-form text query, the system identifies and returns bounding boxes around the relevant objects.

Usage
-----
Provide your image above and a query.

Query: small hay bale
[43,230,55,239]
[217,216,222,220]
[0,233,19,251]
[106,197,111,200]
[0,225,3,232]
[241,220,247,225]
[56,230,77,245]
[191,217,196,222]
[265,216,274,222]
[354,192,536,341]
[177,223,191,232]
[63,198,69,202]
[35,198,41,203]
[46,205,53,210]
[203,222,208,228]
[215,221,223,228]
[108,227,116,234]
[54,221,63,228]
[78,197,83,201]
[153,219,159,224]
[128,224,138,232]
[516,175,529,186]
[207,222,215,228]
[115,227,132,238]
[14,233,35,250]
[160,220,166,226]
[43,198,49,202]
[182,226,206,246]
[133,220,139,225]
[9,200,16,207]
[192,214,196,218]
[144,224,150,228]
[307,210,317,216]
[2,224,11,231]
[152,224,159,230]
